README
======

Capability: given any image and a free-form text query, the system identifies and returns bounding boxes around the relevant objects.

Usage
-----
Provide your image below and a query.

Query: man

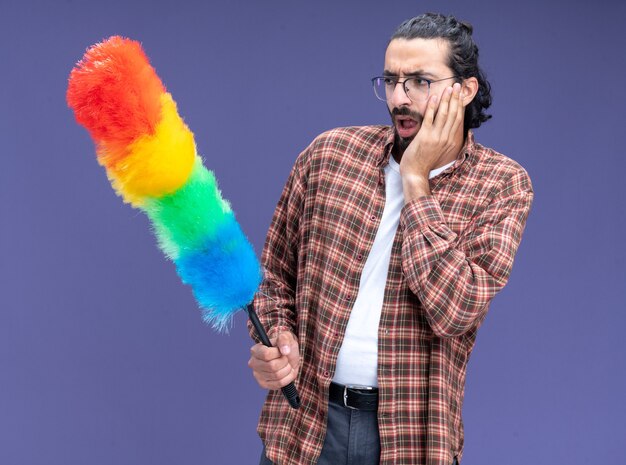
[248,12,533,465]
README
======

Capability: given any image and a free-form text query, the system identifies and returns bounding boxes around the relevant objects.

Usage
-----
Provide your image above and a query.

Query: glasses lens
[372,77,390,101]
[372,77,430,102]
[405,78,429,102]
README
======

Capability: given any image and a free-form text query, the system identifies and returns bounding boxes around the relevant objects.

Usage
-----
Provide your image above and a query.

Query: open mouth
[395,116,418,138]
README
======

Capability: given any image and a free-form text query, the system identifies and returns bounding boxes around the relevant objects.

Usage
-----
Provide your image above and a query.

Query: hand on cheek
[401,83,464,176]
[399,83,464,201]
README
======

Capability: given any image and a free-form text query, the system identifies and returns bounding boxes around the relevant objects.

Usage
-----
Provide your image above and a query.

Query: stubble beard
[393,131,413,158]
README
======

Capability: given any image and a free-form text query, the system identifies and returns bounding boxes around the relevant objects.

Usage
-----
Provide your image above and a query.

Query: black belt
[329,382,379,411]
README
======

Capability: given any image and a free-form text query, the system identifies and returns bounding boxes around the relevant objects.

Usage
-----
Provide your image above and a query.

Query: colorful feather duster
[67,36,262,331]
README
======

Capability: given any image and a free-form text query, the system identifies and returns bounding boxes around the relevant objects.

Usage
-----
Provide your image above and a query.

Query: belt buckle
[343,384,374,410]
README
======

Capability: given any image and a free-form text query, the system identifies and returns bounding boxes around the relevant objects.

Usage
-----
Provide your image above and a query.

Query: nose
[389,81,411,108]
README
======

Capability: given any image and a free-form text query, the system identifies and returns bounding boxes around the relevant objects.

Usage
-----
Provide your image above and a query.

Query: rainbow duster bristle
[67,36,261,331]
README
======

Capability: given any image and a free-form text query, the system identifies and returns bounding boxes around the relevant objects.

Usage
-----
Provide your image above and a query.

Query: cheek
[435,84,451,100]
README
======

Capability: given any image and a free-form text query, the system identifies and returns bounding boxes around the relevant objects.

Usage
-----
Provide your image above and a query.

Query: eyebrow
[383,69,437,79]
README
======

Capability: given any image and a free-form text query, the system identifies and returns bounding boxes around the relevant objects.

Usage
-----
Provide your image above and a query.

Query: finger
[433,86,453,132]
[265,362,294,381]
[441,83,462,139]
[249,357,292,381]
[277,332,300,368]
[253,369,295,389]
[250,343,282,362]
[448,85,464,138]
[254,370,282,390]
[453,82,465,131]
[248,355,290,374]
[250,344,280,361]
[277,332,295,355]
[278,332,299,369]
[267,367,298,390]
[421,94,439,129]
[286,351,300,372]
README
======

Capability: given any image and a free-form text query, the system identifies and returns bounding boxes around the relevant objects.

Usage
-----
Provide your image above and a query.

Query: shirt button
[357,254,363,261]
[370,215,376,221]
[323,370,330,378]
[346,294,352,301]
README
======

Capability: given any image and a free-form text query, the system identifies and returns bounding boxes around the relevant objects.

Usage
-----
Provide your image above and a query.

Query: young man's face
[384,38,457,153]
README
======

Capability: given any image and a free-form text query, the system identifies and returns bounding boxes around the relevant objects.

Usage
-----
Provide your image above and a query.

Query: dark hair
[391,13,492,135]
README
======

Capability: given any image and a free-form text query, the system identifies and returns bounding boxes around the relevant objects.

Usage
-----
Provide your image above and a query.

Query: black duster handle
[246,305,301,409]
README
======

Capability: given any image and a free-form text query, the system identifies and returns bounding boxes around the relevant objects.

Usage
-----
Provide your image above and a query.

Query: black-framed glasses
[371,75,459,103]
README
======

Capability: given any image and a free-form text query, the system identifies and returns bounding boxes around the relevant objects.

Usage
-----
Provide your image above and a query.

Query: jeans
[258,399,459,465]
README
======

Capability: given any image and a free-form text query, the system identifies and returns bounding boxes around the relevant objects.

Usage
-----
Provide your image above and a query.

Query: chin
[394,131,415,155]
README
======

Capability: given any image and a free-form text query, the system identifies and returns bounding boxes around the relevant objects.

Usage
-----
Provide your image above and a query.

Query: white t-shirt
[332,157,455,387]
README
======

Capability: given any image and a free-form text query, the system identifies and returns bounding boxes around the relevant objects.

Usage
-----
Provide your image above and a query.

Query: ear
[461,77,479,107]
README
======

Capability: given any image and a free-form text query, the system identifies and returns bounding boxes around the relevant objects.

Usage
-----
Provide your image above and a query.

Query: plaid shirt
[250,126,534,465]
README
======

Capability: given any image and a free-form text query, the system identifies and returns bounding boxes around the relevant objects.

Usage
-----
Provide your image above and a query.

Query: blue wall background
[1,0,624,464]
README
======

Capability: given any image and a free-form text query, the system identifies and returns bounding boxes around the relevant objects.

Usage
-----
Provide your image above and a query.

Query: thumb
[277,331,296,356]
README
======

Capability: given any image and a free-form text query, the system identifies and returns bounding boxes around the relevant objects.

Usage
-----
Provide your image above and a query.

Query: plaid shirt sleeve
[248,142,311,342]
[400,167,534,338]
